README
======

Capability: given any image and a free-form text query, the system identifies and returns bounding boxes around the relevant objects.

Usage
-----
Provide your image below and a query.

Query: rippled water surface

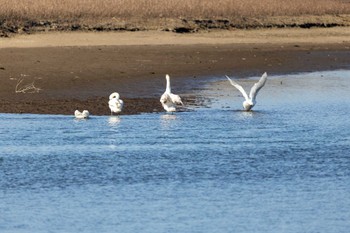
[1,70,350,233]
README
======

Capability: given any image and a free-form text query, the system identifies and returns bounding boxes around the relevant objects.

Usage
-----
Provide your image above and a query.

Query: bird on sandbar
[160,74,183,112]
[108,92,124,115]
[225,72,267,111]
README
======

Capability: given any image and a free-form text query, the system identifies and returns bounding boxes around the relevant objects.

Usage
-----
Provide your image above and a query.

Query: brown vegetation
[1,0,349,20]
[0,0,349,35]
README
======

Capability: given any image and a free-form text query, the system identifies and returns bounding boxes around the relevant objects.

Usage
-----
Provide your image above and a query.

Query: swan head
[243,100,254,111]
[109,92,120,100]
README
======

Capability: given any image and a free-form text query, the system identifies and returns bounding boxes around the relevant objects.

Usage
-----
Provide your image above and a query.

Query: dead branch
[15,76,42,94]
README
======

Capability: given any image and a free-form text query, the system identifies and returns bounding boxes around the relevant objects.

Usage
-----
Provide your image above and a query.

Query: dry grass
[1,0,349,23]
[0,0,349,34]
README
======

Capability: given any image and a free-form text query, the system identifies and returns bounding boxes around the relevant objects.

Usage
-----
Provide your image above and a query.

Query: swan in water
[160,74,183,112]
[225,72,267,111]
[108,92,124,115]
[74,110,90,119]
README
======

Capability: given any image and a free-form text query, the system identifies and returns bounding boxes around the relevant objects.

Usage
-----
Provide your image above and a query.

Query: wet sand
[0,28,349,115]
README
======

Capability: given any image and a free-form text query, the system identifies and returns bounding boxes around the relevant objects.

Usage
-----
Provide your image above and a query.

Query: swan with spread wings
[225,72,267,111]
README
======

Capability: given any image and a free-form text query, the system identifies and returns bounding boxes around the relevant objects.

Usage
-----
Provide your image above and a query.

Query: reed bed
[1,0,349,23]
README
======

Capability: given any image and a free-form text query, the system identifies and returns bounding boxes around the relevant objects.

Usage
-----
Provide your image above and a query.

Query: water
[1,70,350,233]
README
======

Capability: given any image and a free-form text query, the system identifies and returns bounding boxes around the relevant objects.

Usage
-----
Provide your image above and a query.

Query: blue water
[1,70,350,233]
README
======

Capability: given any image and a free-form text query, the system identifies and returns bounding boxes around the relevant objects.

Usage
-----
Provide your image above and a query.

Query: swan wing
[225,75,249,101]
[108,98,116,108]
[117,99,124,109]
[74,110,81,117]
[109,99,120,112]
[160,92,177,111]
[249,72,267,101]
[169,93,183,106]
[160,92,170,104]
[82,110,89,118]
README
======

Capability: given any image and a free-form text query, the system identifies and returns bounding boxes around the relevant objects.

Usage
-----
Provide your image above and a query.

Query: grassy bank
[1,0,350,36]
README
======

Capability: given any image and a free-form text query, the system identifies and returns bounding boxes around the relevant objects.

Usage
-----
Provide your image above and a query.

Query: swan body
[226,72,267,111]
[160,74,183,112]
[108,92,124,115]
[74,110,90,119]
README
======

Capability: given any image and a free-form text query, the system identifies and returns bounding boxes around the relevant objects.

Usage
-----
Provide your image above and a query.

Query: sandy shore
[0,28,349,115]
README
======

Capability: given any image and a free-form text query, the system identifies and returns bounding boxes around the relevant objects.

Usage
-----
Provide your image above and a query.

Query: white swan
[160,74,183,112]
[225,72,267,111]
[74,110,90,119]
[108,92,124,115]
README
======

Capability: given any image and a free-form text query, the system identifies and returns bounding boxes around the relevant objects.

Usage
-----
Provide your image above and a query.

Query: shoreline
[1,28,350,48]
[0,29,349,115]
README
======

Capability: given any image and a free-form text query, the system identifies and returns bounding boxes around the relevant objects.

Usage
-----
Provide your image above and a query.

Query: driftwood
[15,75,42,94]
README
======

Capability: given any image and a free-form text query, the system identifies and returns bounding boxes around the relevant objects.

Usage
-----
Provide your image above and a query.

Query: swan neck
[166,75,171,93]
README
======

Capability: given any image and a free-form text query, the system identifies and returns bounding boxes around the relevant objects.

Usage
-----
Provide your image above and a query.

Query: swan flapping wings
[225,72,267,111]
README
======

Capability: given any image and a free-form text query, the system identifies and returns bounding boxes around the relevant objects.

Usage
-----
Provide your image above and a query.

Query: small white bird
[108,92,124,115]
[74,110,90,119]
[226,72,267,111]
[160,74,183,112]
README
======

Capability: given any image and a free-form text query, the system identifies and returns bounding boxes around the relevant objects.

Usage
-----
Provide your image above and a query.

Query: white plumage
[108,92,124,115]
[226,72,267,111]
[160,74,183,112]
[74,110,90,119]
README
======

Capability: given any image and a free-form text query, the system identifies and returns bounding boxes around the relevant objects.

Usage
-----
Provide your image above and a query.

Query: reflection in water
[160,113,177,128]
[161,114,177,121]
[229,109,260,119]
[108,116,121,126]
[74,117,89,122]
[240,110,254,118]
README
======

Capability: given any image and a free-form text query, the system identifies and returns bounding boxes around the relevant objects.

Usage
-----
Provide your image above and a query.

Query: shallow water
[1,70,350,233]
